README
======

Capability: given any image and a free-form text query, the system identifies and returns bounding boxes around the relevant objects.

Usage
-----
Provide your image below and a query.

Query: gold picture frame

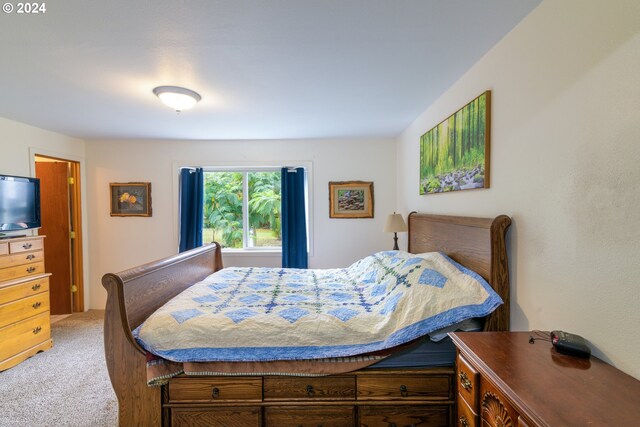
[110,182,152,217]
[329,181,374,218]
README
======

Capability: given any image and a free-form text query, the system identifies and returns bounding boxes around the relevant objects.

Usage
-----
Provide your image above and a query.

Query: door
[35,161,73,314]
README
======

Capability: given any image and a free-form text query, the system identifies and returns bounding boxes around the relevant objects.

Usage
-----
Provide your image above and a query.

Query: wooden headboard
[407,212,511,331]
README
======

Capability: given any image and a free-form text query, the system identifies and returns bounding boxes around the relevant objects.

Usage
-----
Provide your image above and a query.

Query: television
[0,174,41,233]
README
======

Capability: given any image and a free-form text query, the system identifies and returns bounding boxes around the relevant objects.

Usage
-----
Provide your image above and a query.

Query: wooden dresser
[450,331,640,427]
[0,235,52,371]
[164,368,455,426]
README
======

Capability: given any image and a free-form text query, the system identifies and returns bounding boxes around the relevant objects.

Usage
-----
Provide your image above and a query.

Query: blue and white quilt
[134,251,502,362]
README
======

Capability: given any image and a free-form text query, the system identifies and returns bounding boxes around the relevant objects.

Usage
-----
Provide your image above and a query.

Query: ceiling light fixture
[153,86,201,112]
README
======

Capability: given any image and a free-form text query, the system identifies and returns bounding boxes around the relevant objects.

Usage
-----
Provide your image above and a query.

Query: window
[203,169,283,250]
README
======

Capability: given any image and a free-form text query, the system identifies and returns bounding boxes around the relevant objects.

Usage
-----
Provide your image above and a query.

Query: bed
[102,212,511,426]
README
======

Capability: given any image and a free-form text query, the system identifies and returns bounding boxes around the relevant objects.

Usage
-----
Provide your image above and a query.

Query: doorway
[34,155,84,314]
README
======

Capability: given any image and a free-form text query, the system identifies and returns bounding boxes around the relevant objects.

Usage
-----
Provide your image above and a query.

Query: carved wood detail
[481,392,513,427]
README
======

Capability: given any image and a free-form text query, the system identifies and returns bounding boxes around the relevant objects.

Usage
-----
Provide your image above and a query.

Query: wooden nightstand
[450,331,640,426]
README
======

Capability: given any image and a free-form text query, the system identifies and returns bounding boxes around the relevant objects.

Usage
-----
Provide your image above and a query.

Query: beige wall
[396,0,640,378]
[0,117,90,310]
[85,138,397,309]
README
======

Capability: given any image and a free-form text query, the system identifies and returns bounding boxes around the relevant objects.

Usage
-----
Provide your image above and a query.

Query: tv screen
[0,175,41,231]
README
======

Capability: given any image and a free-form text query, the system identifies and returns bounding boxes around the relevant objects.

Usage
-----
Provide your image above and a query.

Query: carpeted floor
[0,310,118,427]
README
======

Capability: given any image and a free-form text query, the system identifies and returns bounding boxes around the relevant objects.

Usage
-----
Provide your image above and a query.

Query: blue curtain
[179,167,204,252]
[281,167,308,268]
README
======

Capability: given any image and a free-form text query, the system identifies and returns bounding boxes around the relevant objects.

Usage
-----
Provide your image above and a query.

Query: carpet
[0,310,118,427]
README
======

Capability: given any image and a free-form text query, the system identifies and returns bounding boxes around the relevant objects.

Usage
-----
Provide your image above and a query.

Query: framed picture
[419,90,491,195]
[329,181,374,218]
[110,182,152,217]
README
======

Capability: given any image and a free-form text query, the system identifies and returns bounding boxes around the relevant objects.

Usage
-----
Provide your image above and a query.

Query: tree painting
[419,91,490,195]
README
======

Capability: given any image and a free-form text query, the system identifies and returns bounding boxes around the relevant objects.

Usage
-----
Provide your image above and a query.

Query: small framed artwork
[419,90,491,194]
[110,182,152,217]
[329,181,374,218]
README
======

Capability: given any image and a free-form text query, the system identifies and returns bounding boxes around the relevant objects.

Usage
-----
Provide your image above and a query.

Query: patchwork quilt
[134,251,502,362]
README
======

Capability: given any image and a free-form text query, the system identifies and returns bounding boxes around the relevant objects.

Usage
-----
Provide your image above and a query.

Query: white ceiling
[0,0,540,140]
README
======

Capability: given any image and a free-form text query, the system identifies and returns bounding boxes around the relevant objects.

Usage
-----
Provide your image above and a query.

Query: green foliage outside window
[203,171,281,248]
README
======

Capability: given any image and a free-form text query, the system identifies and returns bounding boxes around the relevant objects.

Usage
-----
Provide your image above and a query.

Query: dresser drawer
[264,376,355,401]
[358,374,450,401]
[0,277,49,305]
[0,312,50,361]
[0,249,44,269]
[169,377,262,403]
[264,405,355,427]
[8,238,43,254]
[0,261,45,282]
[0,242,7,256]
[0,292,50,328]
[457,392,478,427]
[359,405,451,427]
[171,406,261,427]
[457,354,479,408]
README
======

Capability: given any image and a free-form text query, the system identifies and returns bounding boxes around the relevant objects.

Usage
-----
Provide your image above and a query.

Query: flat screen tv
[0,174,41,233]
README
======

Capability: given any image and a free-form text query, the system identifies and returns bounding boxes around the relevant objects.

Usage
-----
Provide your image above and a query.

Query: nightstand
[450,331,640,426]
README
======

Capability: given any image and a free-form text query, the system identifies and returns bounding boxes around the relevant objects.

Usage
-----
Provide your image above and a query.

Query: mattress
[368,335,457,369]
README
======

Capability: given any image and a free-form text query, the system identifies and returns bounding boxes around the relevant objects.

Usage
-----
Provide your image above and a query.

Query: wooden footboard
[102,243,222,427]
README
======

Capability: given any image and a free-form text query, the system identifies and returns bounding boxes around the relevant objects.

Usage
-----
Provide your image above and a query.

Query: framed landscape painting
[419,91,491,195]
[329,181,374,218]
[110,182,152,217]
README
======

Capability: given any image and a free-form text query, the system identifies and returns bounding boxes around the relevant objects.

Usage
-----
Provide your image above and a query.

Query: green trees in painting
[420,91,490,194]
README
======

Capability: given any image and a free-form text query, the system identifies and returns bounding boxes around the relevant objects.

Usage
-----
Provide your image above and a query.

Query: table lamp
[384,212,407,250]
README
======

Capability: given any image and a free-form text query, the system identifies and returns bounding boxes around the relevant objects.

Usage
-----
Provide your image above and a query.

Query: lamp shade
[153,86,201,111]
[384,213,407,233]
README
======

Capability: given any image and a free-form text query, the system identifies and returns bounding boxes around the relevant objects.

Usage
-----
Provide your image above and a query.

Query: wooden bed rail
[102,243,223,426]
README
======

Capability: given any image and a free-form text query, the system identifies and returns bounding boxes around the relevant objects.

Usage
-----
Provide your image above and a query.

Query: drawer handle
[32,302,42,309]
[23,243,33,249]
[26,254,36,260]
[33,326,42,334]
[399,384,409,397]
[459,371,473,391]
[211,387,220,398]
[306,384,315,397]
[27,266,37,273]
[32,283,42,291]
[459,415,470,427]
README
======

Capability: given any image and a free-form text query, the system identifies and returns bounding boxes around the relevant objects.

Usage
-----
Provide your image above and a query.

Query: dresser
[450,331,640,427]
[0,235,52,371]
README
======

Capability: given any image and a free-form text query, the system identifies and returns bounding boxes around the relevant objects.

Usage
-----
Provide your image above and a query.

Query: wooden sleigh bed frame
[102,212,511,426]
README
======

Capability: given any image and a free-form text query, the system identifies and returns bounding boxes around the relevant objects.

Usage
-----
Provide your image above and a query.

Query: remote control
[550,330,591,358]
